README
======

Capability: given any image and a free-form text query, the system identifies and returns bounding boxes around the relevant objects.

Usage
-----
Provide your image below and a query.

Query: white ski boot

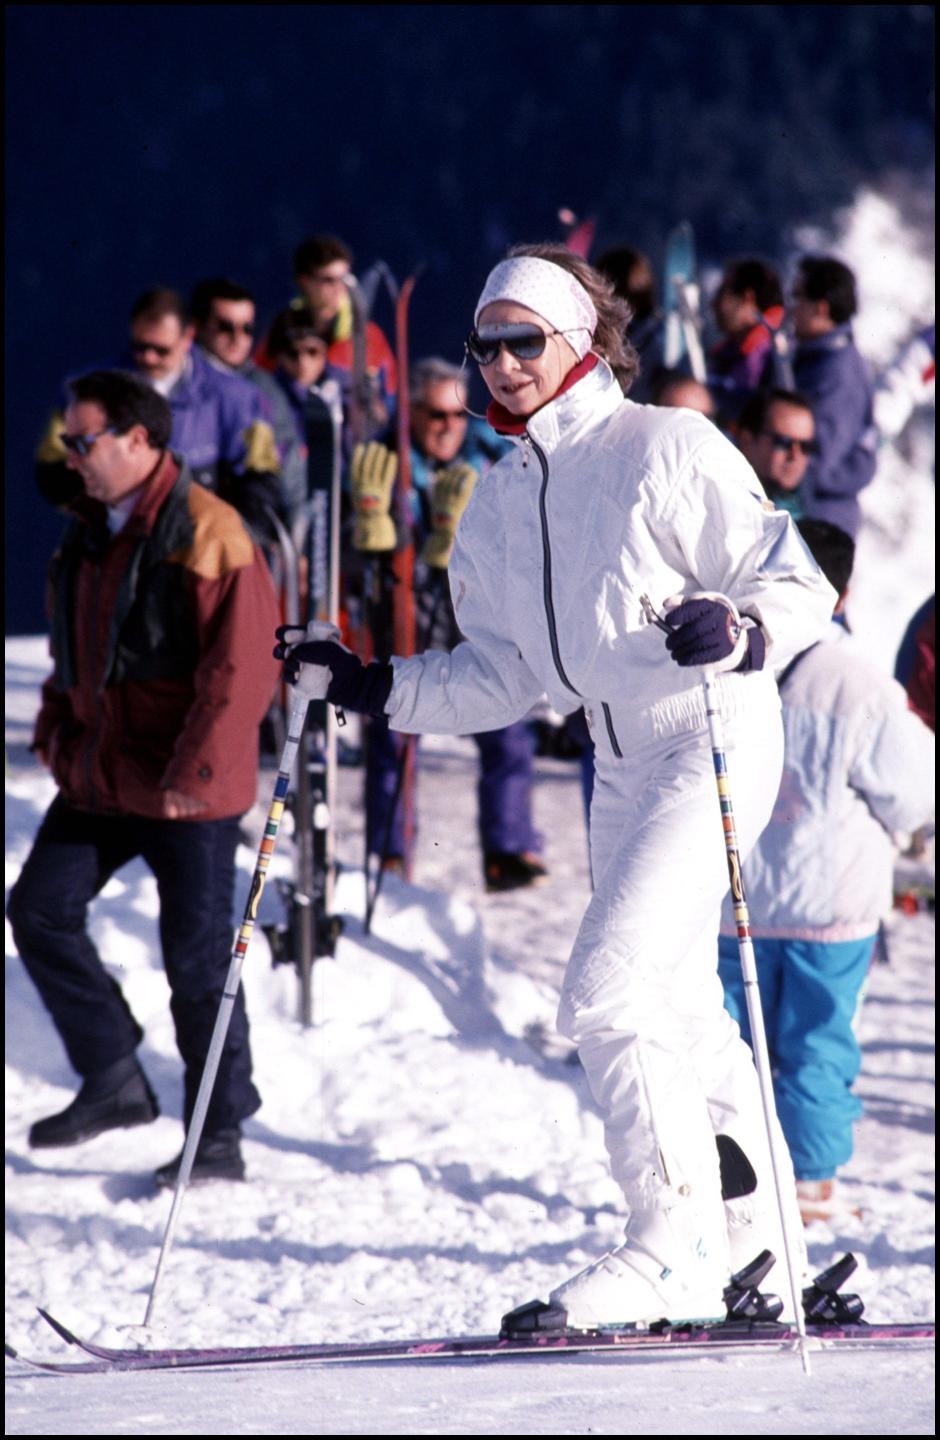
[546,1202,730,1330]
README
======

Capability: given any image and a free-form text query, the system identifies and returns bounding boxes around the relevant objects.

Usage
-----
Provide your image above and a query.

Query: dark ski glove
[663,592,766,673]
[273,623,394,716]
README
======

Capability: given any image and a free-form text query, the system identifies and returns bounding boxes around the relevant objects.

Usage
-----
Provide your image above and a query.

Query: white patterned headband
[474,257,598,361]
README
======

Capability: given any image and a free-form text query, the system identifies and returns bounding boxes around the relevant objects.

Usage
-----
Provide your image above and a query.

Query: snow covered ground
[4,621,935,1433]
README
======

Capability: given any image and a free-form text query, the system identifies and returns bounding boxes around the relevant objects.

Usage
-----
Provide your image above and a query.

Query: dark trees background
[5,4,934,632]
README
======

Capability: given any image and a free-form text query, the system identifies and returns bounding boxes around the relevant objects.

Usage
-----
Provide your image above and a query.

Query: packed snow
[5,186,935,1433]
[4,625,935,1433]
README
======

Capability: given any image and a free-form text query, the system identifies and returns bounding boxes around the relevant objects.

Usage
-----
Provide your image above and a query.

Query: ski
[662,221,706,382]
[6,1310,932,1377]
[359,267,421,928]
[263,375,346,1026]
[296,374,346,1025]
[389,270,419,885]
[557,206,597,259]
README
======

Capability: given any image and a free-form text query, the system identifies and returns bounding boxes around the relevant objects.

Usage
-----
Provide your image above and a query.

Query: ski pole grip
[300,621,346,725]
[276,621,346,722]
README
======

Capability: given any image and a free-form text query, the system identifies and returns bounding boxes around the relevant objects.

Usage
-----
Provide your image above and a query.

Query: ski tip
[37,1308,79,1345]
[5,1341,22,1361]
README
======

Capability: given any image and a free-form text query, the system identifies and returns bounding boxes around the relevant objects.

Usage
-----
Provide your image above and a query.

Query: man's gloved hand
[662,592,766,673]
[273,622,394,716]
[350,441,398,552]
[421,463,477,569]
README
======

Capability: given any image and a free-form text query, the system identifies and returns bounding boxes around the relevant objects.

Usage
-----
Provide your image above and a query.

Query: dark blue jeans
[7,795,261,1133]
[365,716,542,859]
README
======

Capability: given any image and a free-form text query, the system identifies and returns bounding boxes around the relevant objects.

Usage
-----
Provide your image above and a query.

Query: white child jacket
[721,623,936,941]
[386,361,836,759]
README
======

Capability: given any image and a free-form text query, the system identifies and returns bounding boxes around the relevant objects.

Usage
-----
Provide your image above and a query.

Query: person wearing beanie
[273,244,836,1329]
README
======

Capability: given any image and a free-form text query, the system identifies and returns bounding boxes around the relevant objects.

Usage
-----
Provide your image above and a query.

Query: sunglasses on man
[761,430,818,457]
[60,426,119,457]
[465,324,581,367]
[212,319,255,337]
[417,404,466,422]
[131,340,173,359]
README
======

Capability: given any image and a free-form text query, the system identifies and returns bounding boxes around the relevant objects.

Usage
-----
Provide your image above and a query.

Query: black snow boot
[484,851,550,893]
[29,1056,159,1148]
[154,1128,245,1189]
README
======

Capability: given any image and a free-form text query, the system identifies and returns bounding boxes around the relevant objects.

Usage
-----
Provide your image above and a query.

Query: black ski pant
[7,795,261,1133]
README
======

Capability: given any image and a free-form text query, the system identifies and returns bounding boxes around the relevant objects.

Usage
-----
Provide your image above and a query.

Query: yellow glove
[350,442,398,552]
[421,463,477,569]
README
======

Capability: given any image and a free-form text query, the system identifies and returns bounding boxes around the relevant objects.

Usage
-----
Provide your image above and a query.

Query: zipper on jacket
[601,703,623,758]
[529,435,624,760]
[529,436,581,700]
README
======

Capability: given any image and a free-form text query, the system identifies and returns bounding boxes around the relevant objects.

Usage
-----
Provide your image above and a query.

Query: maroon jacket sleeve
[160,485,281,811]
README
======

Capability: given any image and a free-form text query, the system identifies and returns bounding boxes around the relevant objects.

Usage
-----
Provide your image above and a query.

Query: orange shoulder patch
[171,483,257,580]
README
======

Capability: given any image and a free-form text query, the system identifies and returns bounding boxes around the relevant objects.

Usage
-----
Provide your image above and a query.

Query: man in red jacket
[255,233,397,440]
[8,370,280,1187]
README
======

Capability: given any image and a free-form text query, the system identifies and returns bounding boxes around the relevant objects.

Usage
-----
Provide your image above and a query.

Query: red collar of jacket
[119,451,181,533]
[740,304,785,356]
[486,353,599,435]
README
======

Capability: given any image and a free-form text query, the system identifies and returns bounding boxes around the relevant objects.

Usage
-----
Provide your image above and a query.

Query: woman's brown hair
[508,242,640,395]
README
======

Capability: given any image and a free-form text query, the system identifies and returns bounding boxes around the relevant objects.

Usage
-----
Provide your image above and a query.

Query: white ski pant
[557,687,799,1246]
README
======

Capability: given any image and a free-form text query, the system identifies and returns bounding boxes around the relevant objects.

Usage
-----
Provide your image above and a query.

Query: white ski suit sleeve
[659,431,833,663]
[386,538,547,736]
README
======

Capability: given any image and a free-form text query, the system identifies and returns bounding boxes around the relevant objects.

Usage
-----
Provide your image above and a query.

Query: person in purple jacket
[36,288,286,543]
[791,257,878,540]
[127,288,285,540]
[707,258,786,427]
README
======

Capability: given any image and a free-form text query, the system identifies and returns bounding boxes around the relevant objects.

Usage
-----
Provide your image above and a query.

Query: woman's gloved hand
[273,622,394,715]
[662,592,766,673]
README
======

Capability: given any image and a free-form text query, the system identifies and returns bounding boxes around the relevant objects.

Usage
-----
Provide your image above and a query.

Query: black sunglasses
[214,319,255,337]
[418,406,466,422]
[465,324,573,366]
[131,340,173,358]
[761,430,817,457]
[60,426,118,457]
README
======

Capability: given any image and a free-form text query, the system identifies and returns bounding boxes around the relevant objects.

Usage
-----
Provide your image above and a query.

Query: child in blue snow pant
[717,934,876,1180]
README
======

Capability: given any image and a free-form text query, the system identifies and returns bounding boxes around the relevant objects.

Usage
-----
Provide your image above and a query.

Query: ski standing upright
[662,221,707,382]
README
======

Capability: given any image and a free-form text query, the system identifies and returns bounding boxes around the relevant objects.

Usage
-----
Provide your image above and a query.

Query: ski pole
[699,668,811,1373]
[143,690,310,1327]
[640,596,812,1375]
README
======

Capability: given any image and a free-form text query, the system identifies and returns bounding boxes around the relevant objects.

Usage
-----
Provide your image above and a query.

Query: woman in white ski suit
[277,247,836,1326]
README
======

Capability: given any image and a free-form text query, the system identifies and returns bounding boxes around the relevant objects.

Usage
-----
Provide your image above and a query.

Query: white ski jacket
[721,623,936,942]
[386,361,836,759]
